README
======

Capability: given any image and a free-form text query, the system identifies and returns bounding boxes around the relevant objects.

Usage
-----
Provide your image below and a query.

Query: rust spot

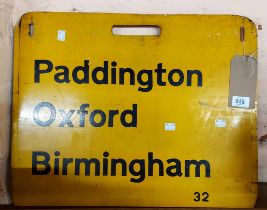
[0,185,4,194]
[240,27,245,41]
[28,22,34,37]
[259,134,267,145]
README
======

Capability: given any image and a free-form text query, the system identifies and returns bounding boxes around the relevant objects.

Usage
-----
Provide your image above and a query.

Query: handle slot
[112,25,160,36]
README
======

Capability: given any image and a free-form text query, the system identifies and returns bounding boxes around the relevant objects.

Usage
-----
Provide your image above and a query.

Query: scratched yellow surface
[12,13,257,207]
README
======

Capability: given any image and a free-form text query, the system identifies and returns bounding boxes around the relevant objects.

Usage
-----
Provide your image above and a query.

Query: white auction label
[232,96,250,108]
[165,123,176,131]
[57,30,66,41]
[215,119,227,128]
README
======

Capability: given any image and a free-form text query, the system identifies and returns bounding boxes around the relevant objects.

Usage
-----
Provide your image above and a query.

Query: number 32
[194,192,209,202]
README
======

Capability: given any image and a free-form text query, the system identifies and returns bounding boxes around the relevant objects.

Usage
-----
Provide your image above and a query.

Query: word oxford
[33,102,137,127]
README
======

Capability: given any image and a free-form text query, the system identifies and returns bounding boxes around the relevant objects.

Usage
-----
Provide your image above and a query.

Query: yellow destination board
[12,13,258,207]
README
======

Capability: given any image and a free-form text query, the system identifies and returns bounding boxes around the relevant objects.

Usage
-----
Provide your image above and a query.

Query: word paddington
[34,60,203,92]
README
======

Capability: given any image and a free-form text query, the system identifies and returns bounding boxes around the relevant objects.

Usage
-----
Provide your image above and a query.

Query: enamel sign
[12,13,258,207]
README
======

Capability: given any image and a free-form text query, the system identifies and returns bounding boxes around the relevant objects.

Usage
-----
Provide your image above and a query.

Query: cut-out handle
[112,25,160,36]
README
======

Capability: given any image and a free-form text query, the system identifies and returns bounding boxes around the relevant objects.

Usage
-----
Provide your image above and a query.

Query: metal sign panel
[12,13,258,207]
